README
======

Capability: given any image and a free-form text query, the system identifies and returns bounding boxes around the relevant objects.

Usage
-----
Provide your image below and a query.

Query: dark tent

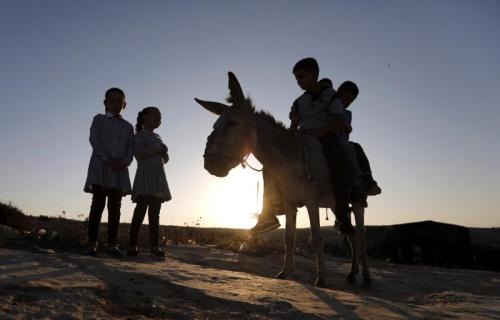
[366,220,472,268]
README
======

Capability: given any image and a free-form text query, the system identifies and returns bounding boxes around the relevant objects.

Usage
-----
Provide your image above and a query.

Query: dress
[132,130,171,202]
[84,113,134,194]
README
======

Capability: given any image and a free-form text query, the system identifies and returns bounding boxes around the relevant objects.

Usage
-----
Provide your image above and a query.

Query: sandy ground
[1,245,499,319]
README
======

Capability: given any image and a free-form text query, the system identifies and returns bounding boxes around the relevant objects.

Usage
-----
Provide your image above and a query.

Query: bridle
[203,126,262,172]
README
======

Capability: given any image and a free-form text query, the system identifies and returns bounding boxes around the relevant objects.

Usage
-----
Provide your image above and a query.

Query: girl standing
[128,106,171,257]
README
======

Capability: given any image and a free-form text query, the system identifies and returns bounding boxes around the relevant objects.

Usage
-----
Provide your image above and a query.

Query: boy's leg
[106,188,123,256]
[320,133,354,235]
[350,142,371,174]
[249,168,282,235]
[88,185,106,246]
[128,196,149,248]
[343,141,363,188]
[350,142,381,196]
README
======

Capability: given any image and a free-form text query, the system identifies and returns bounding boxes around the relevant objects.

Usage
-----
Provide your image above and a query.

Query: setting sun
[202,161,263,229]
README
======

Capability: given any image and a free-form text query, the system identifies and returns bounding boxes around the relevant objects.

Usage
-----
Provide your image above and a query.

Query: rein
[204,150,263,172]
[241,153,263,172]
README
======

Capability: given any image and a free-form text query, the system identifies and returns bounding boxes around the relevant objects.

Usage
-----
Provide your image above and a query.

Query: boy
[251,58,356,235]
[84,88,134,257]
[333,81,381,197]
[306,78,380,197]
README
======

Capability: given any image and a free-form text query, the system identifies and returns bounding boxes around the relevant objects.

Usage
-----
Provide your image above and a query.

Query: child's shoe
[333,209,356,235]
[86,241,98,257]
[364,176,382,196]
[334,219,356,235]
[127,246,139,257]
[150,247,166,258]
[107,244,123,258]
[249,216,280,235]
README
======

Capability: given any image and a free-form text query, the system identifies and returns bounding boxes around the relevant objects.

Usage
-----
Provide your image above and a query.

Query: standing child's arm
[161,143,169,164]
[89,116,110,163]
[134,134,164,159]
[121,125,135,166]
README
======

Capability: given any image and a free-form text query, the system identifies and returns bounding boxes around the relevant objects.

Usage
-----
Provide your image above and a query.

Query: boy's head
[337,81,359,108]
[293,57,319,91]
[104,87,126,115]
[319,78,333,88]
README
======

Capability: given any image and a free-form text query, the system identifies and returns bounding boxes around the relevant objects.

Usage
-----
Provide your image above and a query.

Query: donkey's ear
[228,72,245,105]
[194,98,229,115]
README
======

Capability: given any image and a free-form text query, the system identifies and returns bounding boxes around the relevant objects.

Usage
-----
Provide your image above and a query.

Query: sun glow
[203,160,263,229]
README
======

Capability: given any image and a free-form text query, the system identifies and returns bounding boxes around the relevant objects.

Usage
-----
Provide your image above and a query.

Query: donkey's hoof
[315,277,327,288]
[361,278,372,289]
[346,273,357,284]
[276,270,293,279]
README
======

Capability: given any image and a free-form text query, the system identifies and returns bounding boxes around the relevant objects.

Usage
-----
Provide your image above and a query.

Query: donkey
[195,72,371,287]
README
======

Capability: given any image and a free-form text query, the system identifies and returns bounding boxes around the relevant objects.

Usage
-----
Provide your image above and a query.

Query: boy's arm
[89,116,110,163]
[315,98,350,137]
[289,101,300,130]
[315,115,350,137]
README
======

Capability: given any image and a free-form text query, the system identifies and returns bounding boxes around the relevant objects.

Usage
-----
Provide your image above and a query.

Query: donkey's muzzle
[203,153,233,177]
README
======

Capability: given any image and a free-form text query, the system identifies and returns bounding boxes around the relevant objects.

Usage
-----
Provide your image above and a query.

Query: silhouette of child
[251,58,354,234]
[251,58,369,235]
[127,107,171,258]
[251,66,381,235]
[331,81,381,202]
[84,87,134,257]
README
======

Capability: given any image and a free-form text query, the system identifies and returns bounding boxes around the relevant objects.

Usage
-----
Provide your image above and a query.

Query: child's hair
[136,106,160,132]
[293,57,319,76]
[338,81,359,98]
[105,87,125,100]
[319,78,333,88]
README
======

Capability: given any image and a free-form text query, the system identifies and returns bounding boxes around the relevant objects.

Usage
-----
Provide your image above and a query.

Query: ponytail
[135,106,160,132]
[135,111,144,132]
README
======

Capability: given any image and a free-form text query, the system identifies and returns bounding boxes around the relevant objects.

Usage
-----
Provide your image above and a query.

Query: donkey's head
[195,72,256,177]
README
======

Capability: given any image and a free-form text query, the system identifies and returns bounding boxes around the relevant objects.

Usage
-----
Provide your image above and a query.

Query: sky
[0,0,499,229]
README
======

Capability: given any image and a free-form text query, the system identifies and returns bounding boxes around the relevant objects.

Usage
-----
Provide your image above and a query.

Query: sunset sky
[1,0,499,229]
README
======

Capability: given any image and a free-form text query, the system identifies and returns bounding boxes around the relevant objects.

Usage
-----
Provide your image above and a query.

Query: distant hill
[1,201,499,270]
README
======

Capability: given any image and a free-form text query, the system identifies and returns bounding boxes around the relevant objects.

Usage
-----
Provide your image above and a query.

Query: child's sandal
[127,246,139,257]
[150,247,166,258]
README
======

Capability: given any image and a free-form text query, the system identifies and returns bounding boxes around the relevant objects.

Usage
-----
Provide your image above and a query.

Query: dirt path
[1,246,499,319]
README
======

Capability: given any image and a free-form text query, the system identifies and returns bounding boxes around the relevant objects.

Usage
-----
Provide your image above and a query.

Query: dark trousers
[262,168,285,215]
[88,185,122,245]
[350,142,372,176]
[320,133,351,220]
[128,195,162,247]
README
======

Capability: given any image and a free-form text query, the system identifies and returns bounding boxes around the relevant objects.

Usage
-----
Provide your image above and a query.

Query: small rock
[34,245,55,254]
[49,231,58,241]
[239,242,249,252]
[0,225,21,240]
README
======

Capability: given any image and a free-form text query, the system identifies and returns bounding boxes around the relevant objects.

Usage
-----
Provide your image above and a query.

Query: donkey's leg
[306,205,326,287]
[276,205,297,279]
[346,232,359,284]
[352,203,371,287]
[332,206,359,283]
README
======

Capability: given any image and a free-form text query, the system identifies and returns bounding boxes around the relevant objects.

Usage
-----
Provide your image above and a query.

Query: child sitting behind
[331,81,381,198]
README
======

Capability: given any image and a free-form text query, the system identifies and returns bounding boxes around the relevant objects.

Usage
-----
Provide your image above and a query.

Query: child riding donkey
[250,58,381,236]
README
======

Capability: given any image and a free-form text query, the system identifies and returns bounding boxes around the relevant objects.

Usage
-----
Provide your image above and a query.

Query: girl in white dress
[128,106,171,257]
